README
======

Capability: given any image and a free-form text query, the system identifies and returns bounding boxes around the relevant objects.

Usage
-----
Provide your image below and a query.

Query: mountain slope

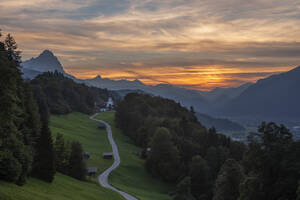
[196,113,245,132]
[200,83,252,104]
[220,66,300,119]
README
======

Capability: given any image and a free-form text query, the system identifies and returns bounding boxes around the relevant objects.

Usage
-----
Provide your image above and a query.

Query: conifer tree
[54,133,70,174]
[32,123,56,182]
[4,34,21,62]
[68,141,86,181]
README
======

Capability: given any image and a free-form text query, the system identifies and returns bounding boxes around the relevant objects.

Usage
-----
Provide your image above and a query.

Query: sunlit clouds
[1,0,300,90]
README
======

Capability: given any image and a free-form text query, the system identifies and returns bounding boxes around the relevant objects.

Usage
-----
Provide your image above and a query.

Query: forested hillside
[31,72,114,115]
[116,93,300,200]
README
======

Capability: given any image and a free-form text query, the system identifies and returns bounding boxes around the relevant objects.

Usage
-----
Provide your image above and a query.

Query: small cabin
[83,152,90,160]
[103,152,113,159]
[98,123,106,129]
[100,108,107,112]
[87,167,98,177]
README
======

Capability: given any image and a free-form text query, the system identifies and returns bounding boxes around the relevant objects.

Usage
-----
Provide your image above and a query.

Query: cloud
[0,0,300,90]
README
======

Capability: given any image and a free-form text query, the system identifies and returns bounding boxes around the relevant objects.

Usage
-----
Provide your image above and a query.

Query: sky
[1,0,300,90]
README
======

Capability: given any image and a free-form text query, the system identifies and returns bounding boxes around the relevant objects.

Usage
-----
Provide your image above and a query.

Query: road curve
[90,113,138,200]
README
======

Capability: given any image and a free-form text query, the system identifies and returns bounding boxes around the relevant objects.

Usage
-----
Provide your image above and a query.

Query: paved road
[90,113,138,200]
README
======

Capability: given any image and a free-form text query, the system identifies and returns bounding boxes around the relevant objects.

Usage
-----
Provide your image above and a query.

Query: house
[106,97,114,109]
[100,108,107,112]
[103,152,113,159]
[83,152,90,160]
[98,123,106,129]
[87,167,98,177]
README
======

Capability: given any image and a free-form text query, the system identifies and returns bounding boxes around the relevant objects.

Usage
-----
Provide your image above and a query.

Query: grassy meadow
[0,173,123,200]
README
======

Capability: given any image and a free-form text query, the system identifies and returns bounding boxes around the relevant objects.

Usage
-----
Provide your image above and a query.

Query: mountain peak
[40,49,54,57]
[21,50,64,73]
[94,75,102,79]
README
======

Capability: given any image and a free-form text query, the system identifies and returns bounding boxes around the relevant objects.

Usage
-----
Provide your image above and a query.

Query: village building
[87,167,98,177]
[83,152,90,160]
[103,152,113,159]
[98,123,106,129]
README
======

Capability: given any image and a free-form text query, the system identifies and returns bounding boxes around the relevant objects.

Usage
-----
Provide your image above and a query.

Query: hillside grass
[0,173,123,200]
[96,111,172,200]
[50,112,113,175]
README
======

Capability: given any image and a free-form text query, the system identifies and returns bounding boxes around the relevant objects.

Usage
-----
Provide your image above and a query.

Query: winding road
[90,113,138,200]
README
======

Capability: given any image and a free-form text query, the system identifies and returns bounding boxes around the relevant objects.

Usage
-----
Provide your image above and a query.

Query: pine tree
[54,133,70,174]
[32,123,56,182]
[68,141,86,181]
[4,34,21,62]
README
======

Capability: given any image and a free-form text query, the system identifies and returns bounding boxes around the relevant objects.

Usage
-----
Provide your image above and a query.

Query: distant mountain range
[218,66,300,120]
[21,50,300,125]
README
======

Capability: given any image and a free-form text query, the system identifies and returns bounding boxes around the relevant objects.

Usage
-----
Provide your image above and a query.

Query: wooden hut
[103,152,113,159]
[87,167,98,177]
[83,152,90,160]
[98,123,106,129]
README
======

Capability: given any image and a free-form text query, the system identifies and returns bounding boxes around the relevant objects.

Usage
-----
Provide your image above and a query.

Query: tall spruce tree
[32,123,55,182]
[54,133,70,174]
[4,34,21,62]
[68,141,86,181]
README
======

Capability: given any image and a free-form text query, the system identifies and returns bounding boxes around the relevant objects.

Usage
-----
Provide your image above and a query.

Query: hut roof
[98,123,106,128]
[103,152,113,156]
[87,167,98,173]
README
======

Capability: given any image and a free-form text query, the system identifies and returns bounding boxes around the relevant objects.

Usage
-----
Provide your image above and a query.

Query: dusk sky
[1,0,300,90]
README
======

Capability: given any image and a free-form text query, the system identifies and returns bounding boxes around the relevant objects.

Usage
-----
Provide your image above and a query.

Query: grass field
[50,112,113,175]
[0,173,123,200]
[96,111,172,200]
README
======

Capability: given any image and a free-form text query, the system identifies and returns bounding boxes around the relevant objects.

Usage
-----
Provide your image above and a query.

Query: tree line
[115,93,300,200]
[0,32,87,185]
[30,71,113,115]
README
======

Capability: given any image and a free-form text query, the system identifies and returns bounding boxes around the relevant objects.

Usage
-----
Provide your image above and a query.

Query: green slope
[0,112,123,200]
[96,112,172,200]
[0,173,122,200]
[50,112,113,175]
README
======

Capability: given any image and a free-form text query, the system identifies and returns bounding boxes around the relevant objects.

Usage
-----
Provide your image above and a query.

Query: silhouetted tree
[146,127,180,182]
[32,123,56,182]
[190,155,212,199]
[173,176,196,200]
[68,141,86,181]
[4,33,21,62]
[54,133,70,174]
[213,159,244,200]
